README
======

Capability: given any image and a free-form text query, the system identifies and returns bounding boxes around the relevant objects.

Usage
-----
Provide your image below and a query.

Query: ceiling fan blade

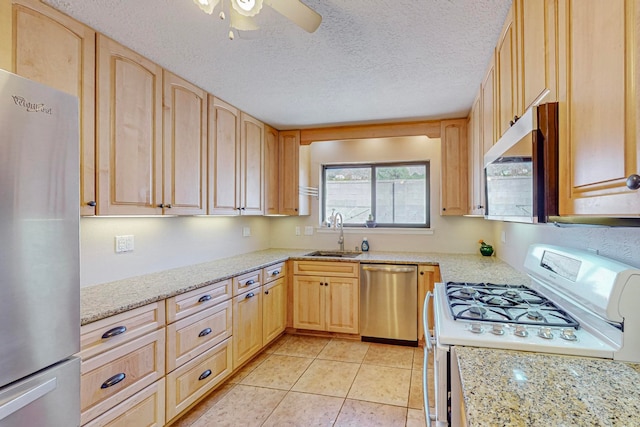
[265,0,322,33]
[230,8,260,31]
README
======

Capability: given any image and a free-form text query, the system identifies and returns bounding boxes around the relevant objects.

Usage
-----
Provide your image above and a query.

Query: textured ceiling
[43,0,511,129]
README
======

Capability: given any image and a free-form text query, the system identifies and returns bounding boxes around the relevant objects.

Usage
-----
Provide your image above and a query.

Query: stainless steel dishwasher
[360,264,418,346]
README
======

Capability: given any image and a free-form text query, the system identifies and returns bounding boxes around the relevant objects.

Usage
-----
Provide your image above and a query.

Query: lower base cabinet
[166,337,233,421]
[84,379,165,427]
[232,288,263,369]
[262,277,286,345]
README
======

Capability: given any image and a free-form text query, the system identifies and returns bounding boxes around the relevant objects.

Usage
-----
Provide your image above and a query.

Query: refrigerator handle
[0,378,57,421]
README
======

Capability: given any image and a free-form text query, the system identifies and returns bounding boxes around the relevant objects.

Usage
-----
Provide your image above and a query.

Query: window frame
[322,161,430,228]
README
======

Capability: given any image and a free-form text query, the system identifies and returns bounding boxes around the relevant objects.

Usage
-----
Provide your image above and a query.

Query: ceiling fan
[193,0,322,39]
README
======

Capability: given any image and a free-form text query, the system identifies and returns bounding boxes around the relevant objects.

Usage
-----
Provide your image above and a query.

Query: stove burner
[468,305,487,318]
[484,296,511,306]
[460,287,479,297]
[503,289,521,299]
[526,310,544,321]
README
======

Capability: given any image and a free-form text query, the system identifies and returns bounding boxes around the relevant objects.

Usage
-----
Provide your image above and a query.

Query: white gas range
[423,244,640,427]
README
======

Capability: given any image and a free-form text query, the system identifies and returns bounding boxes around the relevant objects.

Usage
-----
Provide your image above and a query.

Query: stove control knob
[491,324,505,335]
[560,328,578,341]
[470,323,484,334]
[538,327,554,339]
[514,325,528,337]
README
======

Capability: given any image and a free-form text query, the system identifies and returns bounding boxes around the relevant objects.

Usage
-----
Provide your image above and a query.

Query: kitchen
[2,0,640,426]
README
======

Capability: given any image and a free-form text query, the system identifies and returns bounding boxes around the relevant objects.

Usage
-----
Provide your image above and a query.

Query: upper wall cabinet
[468,94,484,216]
[516,0,557,110]
[240,113,265,215]
[163,71,207,215]
[441,119,469,216]
[96,35,164,215]
[279,130,302,215]
[481,52,497,149]
[5,0,96,215]
[496,3,518,139]
[264,125,280,215]
[557,0,640,215]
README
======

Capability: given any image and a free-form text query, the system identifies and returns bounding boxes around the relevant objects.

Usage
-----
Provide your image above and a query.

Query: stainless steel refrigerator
[0,69,80,426]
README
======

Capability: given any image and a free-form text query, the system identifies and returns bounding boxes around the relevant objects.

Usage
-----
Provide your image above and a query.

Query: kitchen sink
[306,251,362,258]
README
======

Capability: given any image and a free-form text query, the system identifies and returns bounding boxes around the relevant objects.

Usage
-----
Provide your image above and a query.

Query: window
[322,162,430,228]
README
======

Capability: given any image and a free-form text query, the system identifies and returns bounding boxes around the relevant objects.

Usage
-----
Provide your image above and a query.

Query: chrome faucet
[335,212,344,252]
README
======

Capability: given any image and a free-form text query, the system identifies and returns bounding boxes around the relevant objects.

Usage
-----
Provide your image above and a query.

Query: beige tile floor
[172,334,436,427]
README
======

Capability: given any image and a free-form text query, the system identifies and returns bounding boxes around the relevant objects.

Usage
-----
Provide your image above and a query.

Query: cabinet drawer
[80,303,165,361]
[262,262,286,284]
[233,269,262,296]
[80,329,166,426]
[83,379,165,427]
[166,300,232,372]
[293,261,359,278]
[166,337,233,421]
[166,279,232,323]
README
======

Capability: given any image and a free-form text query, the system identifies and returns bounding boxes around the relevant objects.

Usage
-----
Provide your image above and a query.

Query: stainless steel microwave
[484,102,558,223]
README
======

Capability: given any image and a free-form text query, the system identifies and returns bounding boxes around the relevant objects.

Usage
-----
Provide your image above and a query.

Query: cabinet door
[163,71,207,215]
[468,94,484,215]
[517,0,557,110]
[208,96,240,215]
[263,277,286,345]
[292,276,325,331]
[240,112,265,215]
[496,3,518,137]
[417,266,441,343]
[440,119,469,216]
[10,0,96,215]
[325,277,359,334]
[481,53,497,150]
[96,35,163,215]
[232,289,262,369]
[279,130,301,215]
[264,125,280,215]
[557,0,640,215]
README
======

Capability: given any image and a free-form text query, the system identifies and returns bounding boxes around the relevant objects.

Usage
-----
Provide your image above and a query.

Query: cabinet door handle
[198,328,212,337]
[198,370,212,381]
[325,282,329,286]
[245,292,255,299]
[244,279,255,286]
[198,294,212,303]
[319,282,323,286]
[87,201,96,207]
[101,326,127,339]
[101,373,126,389]
[626,174,640,190]
[271,270,280,276]
[265,290,269,295]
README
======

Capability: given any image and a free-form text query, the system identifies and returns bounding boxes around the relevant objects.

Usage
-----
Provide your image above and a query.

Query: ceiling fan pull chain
[219,0,226,19]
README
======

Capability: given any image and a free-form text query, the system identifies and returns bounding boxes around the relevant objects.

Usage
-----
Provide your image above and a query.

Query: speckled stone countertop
[81,249,528,325]
[455,346,640,426]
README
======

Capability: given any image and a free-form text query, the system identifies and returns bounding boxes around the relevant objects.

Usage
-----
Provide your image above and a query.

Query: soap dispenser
[361,237,369,252]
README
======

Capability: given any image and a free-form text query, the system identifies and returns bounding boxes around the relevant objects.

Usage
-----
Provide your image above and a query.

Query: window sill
[315,227,434,235]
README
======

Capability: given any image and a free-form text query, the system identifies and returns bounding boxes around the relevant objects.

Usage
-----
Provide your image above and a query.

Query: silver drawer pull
[244,279,255,286]
[101,373,126,389]
[198,370,212,381]
[199,328,212,337]
[245,292,255,299]
[101,326,126,339]
[271,270,280,276]
[198,294,212,303]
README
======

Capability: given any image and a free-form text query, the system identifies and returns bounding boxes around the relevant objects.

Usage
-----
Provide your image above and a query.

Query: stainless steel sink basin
[306,251,362,258]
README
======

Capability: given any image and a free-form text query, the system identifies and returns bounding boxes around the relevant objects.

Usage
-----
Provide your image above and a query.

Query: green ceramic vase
[480,245,494,256]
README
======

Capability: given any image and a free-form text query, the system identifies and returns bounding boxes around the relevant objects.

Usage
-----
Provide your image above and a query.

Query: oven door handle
[423,291,434,353]
[423,291,434,427]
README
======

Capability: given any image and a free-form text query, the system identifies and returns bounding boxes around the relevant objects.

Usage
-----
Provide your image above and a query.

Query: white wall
[492,221,640,271]
[80,215,272,287]
[269,136,495,253]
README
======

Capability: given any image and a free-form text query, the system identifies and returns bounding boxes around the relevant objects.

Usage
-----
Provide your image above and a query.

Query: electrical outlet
[304,226,314,236]
[115,235,127,253]
[295,226,301,236]
[125,235,134,251]
[242,227,251,237]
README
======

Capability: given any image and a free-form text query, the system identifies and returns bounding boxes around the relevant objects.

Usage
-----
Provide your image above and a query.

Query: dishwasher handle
[361,265,416,273]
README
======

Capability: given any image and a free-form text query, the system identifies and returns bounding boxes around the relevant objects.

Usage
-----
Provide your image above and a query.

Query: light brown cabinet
[496,3,518,138]
[240,112,265,215]
[481,53,497,150]
[292,261,359,334]
[5,0,97,215]
[96,35,163,215]
[279,130,302,215]
[440,119,469,216]
[467,94,484,216]
[557,0,640,216]
[263,277,286,345]
[232,287,263,369]
[264,125,280,215]
[417,265,441,344]
[162,71,208,215]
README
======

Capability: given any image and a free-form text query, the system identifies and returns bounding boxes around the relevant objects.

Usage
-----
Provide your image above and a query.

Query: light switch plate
[304,226,314,235]
[115,235,134,253]
[295,226,301,236]
[242,227,251,237]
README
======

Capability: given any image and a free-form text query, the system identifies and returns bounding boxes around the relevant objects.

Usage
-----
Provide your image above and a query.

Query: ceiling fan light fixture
[231,0,263,17]
[193,0,219,14]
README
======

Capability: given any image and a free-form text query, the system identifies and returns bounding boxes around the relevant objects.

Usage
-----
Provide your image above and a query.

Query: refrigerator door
[0,70,80,388]
[0,357,80,427]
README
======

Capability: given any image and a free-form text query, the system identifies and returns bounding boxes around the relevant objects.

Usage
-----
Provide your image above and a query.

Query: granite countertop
[80,248,529,325]
[455,346,640,426]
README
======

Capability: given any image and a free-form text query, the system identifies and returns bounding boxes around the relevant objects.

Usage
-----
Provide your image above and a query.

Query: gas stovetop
[445,282,579,329]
